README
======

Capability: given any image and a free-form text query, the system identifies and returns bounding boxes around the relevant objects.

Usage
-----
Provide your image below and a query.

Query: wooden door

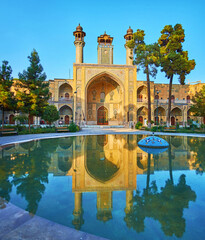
[97,106,108,125]
[65,115,69,124]
[9,114,15,124]
[155,117,159,125]
[171,116,175,126]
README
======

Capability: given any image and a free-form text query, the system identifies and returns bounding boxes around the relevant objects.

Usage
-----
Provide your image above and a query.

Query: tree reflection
[0,150,13,203]
[11,141,51,214]
[125,144,196,238]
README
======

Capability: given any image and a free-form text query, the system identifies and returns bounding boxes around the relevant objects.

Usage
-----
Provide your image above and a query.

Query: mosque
[3,24,205,126]
[48,24,204,127]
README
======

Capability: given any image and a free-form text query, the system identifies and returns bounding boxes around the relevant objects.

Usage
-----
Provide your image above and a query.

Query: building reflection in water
[0,134,203,236]
[48,134,198,232]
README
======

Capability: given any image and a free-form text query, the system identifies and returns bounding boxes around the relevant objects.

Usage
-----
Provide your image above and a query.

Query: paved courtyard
[0,127,205,147]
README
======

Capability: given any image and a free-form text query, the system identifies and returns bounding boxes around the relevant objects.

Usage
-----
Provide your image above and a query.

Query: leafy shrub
[18,127,56,135]
[0,125,17,129]
[158,125,164,132]
[201,124,205,129]
[68,122,80,132]
[13,115,28,124]
[135,121,143,129]
[187,119,193,126]
[76,125,81,131]
[16,125,27,132]
[151,126,158,132]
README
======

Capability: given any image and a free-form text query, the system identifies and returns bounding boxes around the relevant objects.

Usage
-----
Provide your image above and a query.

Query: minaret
[73,24,86,63]
[124,27,133,65]
[97,32,113,64]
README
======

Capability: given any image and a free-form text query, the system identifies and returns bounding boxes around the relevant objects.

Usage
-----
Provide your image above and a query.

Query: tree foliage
[0,61,15,128]
[190,85,205,117]
[16,49,50,131]
[42,105,60,125]
[13,115,28,125]
[127,29,160,127]
[127,29,160,78]
[158,24,196,126]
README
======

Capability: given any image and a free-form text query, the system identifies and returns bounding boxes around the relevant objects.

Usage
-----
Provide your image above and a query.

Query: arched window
[187,95,190,103]
[65,93,69,99]
[138,94,143,102]
[171,95,175,103]
[100,92,105,102]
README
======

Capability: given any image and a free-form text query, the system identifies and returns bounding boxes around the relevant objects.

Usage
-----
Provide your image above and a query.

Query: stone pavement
[0,128,204,147]
[0,201,108,240]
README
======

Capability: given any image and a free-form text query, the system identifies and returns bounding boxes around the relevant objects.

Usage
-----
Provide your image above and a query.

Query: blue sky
[0,0,204,84]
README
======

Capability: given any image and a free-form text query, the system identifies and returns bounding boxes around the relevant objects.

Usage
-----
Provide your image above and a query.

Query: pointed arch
[85,71,125,125]
[85,71,125,93]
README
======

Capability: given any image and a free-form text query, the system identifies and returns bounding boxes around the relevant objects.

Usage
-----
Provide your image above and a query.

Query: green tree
[190,85,205,120]
[158,24,196,126]
[13,115,28,125]
[0,61,15,128]
[127,30,160,128]
[17,49,50,132]
[42,105,59,126]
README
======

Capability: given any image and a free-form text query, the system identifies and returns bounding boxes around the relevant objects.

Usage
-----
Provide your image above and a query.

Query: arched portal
[85,135,120,183]
[59,105,73,124]
[137,106,148,124]
[86,73,123,125]
[137,85,147,102]
[154,107,166,125]
[59,83,73,101]
[171,107,182,125]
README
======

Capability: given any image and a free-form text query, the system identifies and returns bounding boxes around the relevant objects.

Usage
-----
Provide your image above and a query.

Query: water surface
[0,135,205,239]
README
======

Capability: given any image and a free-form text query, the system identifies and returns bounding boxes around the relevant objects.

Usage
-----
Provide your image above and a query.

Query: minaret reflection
[71,134,138,228]
[72,192,84,230]
[47,134,198,231]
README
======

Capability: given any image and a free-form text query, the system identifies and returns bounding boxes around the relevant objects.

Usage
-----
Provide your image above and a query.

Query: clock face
[104,50,108,54]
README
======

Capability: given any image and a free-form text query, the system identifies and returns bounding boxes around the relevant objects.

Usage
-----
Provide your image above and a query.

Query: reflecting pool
[0,135,205,239]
